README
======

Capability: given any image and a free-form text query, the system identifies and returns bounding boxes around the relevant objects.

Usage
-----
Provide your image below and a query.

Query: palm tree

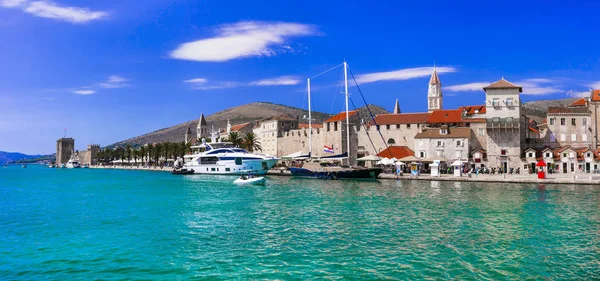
[163,142,171,163]
[140,146,147,166]
[243,132,262,152]
[147,145,154,166]
[154,143,163,166]
[125,144,132,163]
[133,148,140,166]
[228,132,243,147]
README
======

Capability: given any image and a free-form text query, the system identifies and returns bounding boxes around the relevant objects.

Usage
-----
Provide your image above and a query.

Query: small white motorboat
[234,174,266,185]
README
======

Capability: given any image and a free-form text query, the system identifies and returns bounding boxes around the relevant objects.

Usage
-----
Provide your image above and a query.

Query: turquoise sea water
[1,165,599,280]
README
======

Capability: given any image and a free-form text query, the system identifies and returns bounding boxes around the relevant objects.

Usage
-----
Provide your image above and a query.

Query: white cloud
[588,81,600,89]
[445,78,563,96]
[566,90,590,98]
[71,90,95,95]
[1,0,26,7]
[23,1,107,23]
[170,21,318,62]
[184,75,301,90]
[445,82,490,92]
[98,75,129,88]
[250,76,300,86]
[107,75,127,83]
[354,66,456,84]
[184,78,208,83]
[523,78,553,83]
[518,81,562,95]
[192,81,241,90]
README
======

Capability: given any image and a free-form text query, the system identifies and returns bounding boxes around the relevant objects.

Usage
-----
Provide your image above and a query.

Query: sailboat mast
[343,62,350,162]
[307,78,312,156]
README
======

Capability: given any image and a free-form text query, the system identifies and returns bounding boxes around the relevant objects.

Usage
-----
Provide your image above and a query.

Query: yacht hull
[289,167,382,179]
[185,158,278,175]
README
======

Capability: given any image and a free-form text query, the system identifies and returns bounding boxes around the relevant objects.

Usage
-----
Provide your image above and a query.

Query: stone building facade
[56,137,74,165]
[414,127,470,161]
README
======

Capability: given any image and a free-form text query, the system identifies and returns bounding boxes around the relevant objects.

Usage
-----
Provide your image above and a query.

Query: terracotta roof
[547,107,590,114]
[483,78,523,92]
[460,105,486,115]
[376,146,414,159]
[325,110,358,123]
[569,98,587,107]
[429,70,440,85]
[298,123,323,129]
[426,109,464,124]
[373,112,430,125]
[592,90,600,102]
[230,122,253,132]
[414,127,471,139]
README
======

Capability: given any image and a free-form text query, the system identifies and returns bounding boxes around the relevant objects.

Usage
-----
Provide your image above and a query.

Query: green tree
[146,145,154,166]
[242,132,262,152]
[228,132,243,147]
[125,144,132,163]
[139,146,147,166]
[154,143,163,166]
[133,148,140,166]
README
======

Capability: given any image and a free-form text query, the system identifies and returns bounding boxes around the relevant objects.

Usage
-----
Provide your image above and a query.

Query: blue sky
[1,0,599,154]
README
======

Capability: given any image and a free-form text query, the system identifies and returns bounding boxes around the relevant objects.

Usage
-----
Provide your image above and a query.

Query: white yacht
[183,140,279,175]
[65,157,81,168]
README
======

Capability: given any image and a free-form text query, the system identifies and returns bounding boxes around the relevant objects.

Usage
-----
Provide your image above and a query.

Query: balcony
[486,118,520,129]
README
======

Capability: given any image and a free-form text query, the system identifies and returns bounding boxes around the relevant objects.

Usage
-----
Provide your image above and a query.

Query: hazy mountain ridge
[109,102,389,147]
[0,151,44,164]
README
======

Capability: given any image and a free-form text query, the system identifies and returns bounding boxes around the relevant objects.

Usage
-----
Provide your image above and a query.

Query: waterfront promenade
[90,165,600,185]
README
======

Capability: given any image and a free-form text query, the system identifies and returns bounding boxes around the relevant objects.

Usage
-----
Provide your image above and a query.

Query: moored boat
[289,161,382,179]
[183,137,279,175]
[171,168,194,175]
[234,174,266,185]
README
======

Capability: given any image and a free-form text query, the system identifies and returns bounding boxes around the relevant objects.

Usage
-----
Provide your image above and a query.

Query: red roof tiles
[373,113,430,125]
[325,110,358,123]
[230,122,252,132]
[426,109,463,124]
[460,105,486,115]
[376,146,414,159]
[569,98,587,107]
[483,78,523,92]
[547,107,590,114]
[592,90,600,102]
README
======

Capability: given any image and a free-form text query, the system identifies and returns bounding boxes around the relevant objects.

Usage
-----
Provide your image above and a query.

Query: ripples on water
[1,165,600,280]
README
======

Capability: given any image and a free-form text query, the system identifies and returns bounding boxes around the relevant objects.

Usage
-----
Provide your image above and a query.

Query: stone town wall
[355,124,423,157]
[277,128,325,158]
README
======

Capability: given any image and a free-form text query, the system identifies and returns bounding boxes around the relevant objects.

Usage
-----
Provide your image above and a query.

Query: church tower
[427,68,442,112]
[226,119,232,135]
[185,125,193,144]
[393,99,401,114]
[197,113,208,140]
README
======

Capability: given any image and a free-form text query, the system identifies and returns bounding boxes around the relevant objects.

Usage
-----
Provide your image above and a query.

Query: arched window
[387,138,396,145]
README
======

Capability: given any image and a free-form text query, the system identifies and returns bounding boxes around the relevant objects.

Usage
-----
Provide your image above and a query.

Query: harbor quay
[88,164,600,185]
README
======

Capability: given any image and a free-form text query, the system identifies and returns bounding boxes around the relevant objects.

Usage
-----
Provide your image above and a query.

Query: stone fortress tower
[427,68,443,112]
[56,138,75,165]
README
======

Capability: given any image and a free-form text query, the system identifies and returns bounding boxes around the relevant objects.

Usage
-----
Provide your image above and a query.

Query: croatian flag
[324,145,334,153]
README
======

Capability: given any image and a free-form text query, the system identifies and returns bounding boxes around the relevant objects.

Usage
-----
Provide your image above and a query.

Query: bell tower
[427,68,442,112]
[197,113,208,140]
